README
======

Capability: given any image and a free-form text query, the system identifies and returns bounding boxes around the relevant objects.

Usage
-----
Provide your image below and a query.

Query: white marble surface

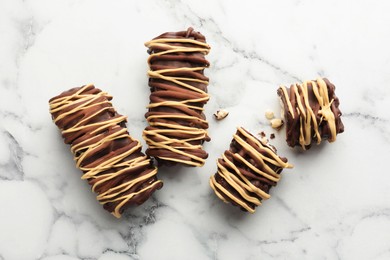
[1,0,390,259]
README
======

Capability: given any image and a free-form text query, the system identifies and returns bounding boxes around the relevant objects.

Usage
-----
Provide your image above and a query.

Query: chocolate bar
[210,127,292,213]
[143,27,211,167]
[49,84,163,218]
[277,78,344,149]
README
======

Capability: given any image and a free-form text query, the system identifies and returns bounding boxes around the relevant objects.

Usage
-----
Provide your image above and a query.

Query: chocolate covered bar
[143,27,211,167]
[209,127,292,213]
[49,84,163,218]
[277,78,344,150]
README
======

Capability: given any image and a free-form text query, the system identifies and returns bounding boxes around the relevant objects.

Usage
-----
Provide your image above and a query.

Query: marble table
[1,1,389,259]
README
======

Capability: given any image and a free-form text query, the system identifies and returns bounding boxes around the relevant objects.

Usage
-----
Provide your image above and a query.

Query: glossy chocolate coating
[49,85,162,218]
[210,127,291,213]
[277,78,344,149]
[143,27,211,167]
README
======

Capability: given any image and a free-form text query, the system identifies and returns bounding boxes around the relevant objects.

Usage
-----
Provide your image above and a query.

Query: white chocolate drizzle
[49,84,162,218]
[279,78,338,149]
[143,36,211,167]
[209,127,293,213]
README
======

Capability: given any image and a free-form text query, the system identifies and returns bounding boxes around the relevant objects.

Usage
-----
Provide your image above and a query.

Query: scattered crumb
[265,109,275,120]
[270,118,284,130]
[260,136,268,145]
[270,133,275,139]
[214,109,229,120]
[259,131,266,138]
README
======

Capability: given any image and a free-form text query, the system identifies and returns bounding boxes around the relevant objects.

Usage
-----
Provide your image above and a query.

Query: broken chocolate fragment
[209,127,293,213]
[49,84,163,218]
[143,27,211,167]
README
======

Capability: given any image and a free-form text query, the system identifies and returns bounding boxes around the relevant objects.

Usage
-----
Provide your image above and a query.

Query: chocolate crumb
[259,131,266,138]
[214,109,229,120]
[270,118,284,130]
[265,109,275,120]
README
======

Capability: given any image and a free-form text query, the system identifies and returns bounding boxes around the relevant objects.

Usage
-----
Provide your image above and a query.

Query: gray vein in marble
[209,232,227,260]
[333,239,343,260]
[231,47,302,82]
[41,194,165,259]
[134,193,219,259]
[257,226,311,246]
[0,130,24,181]
[188,223,222,260]
[274,196,309,226]
[101,249,137,260]
[0,110,43,135]
[163,0,302,82]
[308,45,326,78]
[362,208,390,220]
[9,17,35,89]
[207,197,313,258]
[344,112,390,143]
[20,18,37,52]
[0,111,24,125]
[121,198,166,255]
[344,112,388,124]
[211,57,238,71]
